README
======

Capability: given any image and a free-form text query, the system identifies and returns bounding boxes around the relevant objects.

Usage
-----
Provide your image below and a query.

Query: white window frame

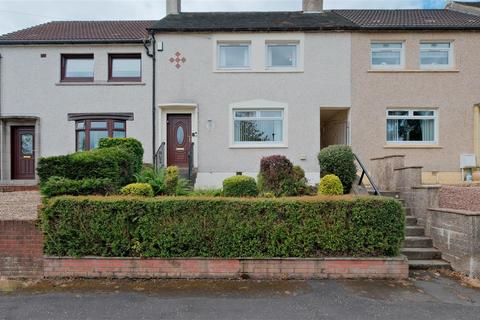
[371,41,405,70]
[266,43,299,69]
[229,101,288,149]
[217,42,251,70]
[420,41,454,70]
[386,109,438,145]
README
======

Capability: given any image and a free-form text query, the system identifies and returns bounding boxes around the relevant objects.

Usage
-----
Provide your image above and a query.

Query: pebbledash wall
[0,220,408,280]
[0,44,153,181]
[155,32,352,188]
[350,32,480,185]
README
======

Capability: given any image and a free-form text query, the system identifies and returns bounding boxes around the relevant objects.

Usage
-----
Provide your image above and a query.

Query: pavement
[1,271,479,320]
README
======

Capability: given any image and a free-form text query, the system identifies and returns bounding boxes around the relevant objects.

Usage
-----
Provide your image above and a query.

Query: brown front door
[11,126,36,180]
[167,114,191,167]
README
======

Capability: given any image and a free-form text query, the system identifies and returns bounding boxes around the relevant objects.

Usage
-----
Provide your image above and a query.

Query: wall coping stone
[412,185,442,190]
[394,166,423,171]
[428,207,480,216]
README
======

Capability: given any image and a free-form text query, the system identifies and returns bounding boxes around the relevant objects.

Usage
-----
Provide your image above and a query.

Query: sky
[0,0,477,35]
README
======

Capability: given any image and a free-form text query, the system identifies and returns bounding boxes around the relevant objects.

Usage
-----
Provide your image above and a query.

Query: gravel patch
[0,191,41,221]
[439,185,480,212]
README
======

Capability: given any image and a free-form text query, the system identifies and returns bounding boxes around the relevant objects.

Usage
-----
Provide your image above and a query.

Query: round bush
[223,176,258,197]
[318,174,344,196]
[120,183,154,197]
[318,145,357,194]
[257,155,298,196]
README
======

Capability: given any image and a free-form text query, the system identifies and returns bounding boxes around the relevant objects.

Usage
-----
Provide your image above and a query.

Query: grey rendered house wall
[0,44,153,180]
[154,32,352,188]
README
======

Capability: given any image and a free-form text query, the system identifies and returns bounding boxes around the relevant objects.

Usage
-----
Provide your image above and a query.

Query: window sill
[368,69,459,73]
[384,144,442,149]
[214,69,304,74]
[229,144,288,149]
[56,81,146,86]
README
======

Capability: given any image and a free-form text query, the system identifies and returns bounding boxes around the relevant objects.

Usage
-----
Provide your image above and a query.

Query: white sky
[0,0,474,35]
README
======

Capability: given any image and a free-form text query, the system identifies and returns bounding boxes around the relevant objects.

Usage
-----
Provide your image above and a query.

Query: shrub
[37,146,137,189]
[40,176,114,197]
[318,145,357,194]
[223,176,258,197]
[318,174,344,196]
[99,138,144,174]
[165,166,180,195]
[188,188,223,197]
[258,155,297,196]
[40,196,405,258]
[120,183,154,197]
[135,167,165,196]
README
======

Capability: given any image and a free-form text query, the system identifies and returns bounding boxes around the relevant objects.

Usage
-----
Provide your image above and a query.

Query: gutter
[144,32,156,163]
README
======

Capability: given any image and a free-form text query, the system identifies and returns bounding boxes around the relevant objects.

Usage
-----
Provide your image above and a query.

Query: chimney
[167,0,181,15]
[303,0,323,13]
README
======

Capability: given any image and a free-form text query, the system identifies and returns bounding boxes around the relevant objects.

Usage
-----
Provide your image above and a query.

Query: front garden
[37,138,405,260]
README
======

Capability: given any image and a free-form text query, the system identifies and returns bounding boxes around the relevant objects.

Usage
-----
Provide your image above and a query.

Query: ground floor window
[76,119,126,151]
[386,109,436,144]
[233,109,284,144]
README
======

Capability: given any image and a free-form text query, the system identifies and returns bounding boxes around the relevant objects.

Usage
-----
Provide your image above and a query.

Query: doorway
[320,108,350,149]
[167,114,192,167]
[11,126,36,180]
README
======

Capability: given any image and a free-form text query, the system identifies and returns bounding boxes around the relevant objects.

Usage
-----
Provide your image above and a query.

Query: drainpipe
[144,32,157,163]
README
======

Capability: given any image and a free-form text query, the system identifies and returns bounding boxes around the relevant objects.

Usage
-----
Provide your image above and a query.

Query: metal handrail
[354,153,381,196]
[154,142,165,170]
[187,142,194,181]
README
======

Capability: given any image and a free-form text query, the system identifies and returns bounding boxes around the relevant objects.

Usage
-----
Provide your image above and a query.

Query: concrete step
[406,216,418,226]
[401,248,442,260]
[404,236,433,248]
[408,259,451,270]
[405,226,425,237]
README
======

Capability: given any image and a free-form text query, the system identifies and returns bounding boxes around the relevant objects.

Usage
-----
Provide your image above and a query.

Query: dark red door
[11,126,36,180]
[167,114,191,167]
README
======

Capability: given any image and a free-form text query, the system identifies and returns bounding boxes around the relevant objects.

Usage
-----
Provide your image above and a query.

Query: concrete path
[0,191,40,221]
[1,271,479,320]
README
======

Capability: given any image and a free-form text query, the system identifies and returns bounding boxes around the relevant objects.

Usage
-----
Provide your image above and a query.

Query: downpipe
[144,33,157,164]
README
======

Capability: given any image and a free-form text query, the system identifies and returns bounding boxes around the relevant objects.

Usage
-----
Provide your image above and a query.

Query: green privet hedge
[41,177,115,197]
[37,138,143,190]
[98,138,144,174]
[222,176,258,197]
[40,196,405,258]
[318,145,357,194]
[318,175,344,196]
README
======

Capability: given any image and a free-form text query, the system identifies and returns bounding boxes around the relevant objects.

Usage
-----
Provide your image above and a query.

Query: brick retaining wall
[0,220,43,278]
[43,257,408,280]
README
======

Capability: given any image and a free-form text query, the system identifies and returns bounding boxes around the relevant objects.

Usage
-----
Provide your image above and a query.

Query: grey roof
[150,9,480,32]
[455,1,480,8]
[335,9,480,30]
[149,11,359,32]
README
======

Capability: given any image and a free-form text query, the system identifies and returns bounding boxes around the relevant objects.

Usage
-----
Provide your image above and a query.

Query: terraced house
[1,0,480,188]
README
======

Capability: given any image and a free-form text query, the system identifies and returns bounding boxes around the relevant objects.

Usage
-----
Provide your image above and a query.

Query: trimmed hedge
[120,183,154,197]
[40,196,405,258]
[223,176,258,197]
[318,145,357,194]
[37,139,142,189]
[99,138,144,174]
[41,177,114,197]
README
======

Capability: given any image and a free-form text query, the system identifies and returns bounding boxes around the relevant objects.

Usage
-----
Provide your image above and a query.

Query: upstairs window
[76,119,126,151]
[233,109,284,144]
[420,42,453,69]
[109,53,142,82]
[371,42,404,69]
[218,43,250,69]
[61,54,94,82]
[386,110,437,144]
[266,44,298,68]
